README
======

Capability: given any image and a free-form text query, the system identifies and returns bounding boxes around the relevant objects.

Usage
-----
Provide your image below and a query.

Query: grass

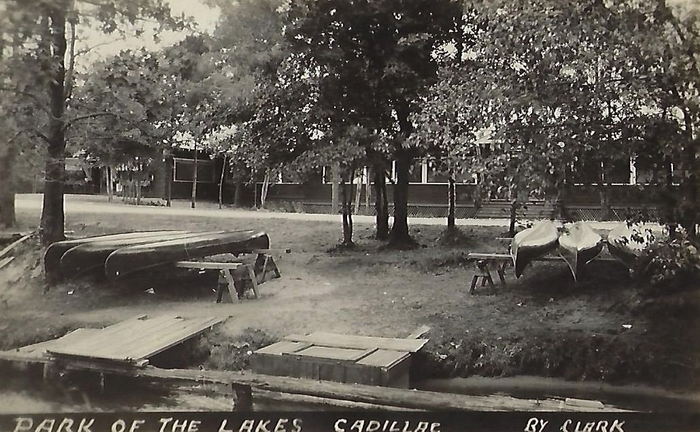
[1,203,698,391]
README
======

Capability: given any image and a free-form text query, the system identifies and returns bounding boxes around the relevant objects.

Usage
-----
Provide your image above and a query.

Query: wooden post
[232,383,253,411]
[191,146,198,209]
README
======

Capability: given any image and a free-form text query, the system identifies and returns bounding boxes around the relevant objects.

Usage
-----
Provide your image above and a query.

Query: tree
[283,0,462,247]
[413,0,699,238]
[0,0,185,244]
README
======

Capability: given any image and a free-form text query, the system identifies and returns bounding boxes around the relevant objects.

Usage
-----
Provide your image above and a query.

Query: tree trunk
[166,157,172,207]
[364,167,371,214]
[0,139,16,228]
[234,182,242,207]
[509,199,519,238]
[105,166,113,202]
[373,165,389,240]
[598,162,611,221]
[40,4,68,245]
[664,160,678,239]
[340,175,353,247]
[0,36,15,228]
[219,153,227,209]
[354,169,362,215]
[191,147,198,209]
[331,163,340,214]
[447,169,456,229]
[389,148,412,245]
[680,111,698,240]
[260,171,270,209]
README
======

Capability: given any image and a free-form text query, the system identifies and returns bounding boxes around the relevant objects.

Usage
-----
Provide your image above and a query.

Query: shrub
[637,233,700,295]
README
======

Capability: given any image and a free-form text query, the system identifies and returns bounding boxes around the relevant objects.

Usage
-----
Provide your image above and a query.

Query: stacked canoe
[45,230,270,282]
[510,221,654,280]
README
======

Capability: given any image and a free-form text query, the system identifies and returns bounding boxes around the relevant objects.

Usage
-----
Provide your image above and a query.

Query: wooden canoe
[558,222,604,281]
[607,224,653,269]
[44,231,188,280]
[104,230,270,280]
[511,221,560,278]
[59,231,219,277]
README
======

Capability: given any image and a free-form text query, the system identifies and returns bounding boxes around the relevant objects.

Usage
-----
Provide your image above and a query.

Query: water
[1,370,698,413]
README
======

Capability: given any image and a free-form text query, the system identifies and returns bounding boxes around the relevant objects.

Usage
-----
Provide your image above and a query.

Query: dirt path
[14,193,643,229]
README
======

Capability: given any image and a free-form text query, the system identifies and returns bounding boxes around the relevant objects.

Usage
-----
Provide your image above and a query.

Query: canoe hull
[44,231,188,280]
[104,230,270,280]
[59,231,214,276]
[558,222,604,281]
[511,221,560,278]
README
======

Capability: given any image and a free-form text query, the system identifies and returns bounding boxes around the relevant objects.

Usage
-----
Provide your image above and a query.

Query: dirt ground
[1,203,699,393]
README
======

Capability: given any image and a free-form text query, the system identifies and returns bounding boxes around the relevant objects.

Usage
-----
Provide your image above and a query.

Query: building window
[173,158,216,183]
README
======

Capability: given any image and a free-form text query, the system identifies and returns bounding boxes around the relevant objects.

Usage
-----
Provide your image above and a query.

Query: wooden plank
[126,317,225,360]
[467,253,512,260]
[289,346,371,362]
[222,269,238,302]
[49,315,171,358]
[252,248,291,254]
[255,341,310,356]
[93,316,194,359]
[407,325,430,339]
[284,332,428,353]
[50,364,626,412]
[0,349,629,412]
[47,315,202,362]
[253,388,420,411]
[0,256,14,270]
[0,234,32,260]
[356,349,410,368]
[175,261,243,270]
[51,316,225,363]
[7,328,99,359]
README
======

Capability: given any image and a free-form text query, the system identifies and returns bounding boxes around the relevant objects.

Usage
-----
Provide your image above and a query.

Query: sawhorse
[466,253,512,294]
[175,261,259,302]
[174,249,288,303]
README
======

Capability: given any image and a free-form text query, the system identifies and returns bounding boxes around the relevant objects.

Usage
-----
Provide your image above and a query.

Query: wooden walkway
[9,315,226,367]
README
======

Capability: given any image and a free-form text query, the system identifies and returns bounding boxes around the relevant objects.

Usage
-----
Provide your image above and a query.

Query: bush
[637,233,700,295]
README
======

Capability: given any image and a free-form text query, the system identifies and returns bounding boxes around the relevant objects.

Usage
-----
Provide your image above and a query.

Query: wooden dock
[5,314,226,367]
[0,322,628,412]
[253,332,429,388]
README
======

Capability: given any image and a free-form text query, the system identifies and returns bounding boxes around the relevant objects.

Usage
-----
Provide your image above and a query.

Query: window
[408,159,423,183]
[427,159,450,183]
[605,158,631,184]
[173,158,216,183]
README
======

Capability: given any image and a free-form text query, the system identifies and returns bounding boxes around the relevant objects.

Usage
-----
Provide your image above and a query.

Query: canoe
[44,231,188,279]
[104,230,270,280]
[558,222,604,281]
[59,231,218,277]
[511,221,560,278]
[607,224,653,269]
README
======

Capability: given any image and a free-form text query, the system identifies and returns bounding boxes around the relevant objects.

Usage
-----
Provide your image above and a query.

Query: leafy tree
[279,0,461,246]
[414,0,699,238]
[0,0,185,244]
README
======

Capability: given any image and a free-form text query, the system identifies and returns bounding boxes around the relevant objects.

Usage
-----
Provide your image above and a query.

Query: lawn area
[1,202,699,393]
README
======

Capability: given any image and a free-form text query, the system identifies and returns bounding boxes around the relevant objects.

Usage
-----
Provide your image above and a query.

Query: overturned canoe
[104,230,270,280]
[59,231,217,277]
[511,221,560,278]
[558,222,604,281]
[607,224,653,269]
[44,231,188,280]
